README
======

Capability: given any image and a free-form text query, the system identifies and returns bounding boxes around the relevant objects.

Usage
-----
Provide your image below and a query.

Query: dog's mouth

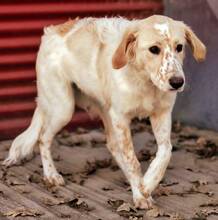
[169,88,177,92]
[169,87,184,92]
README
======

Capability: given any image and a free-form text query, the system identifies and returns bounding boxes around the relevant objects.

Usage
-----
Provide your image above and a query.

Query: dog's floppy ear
[112,31,137,69]
[184,25,206,62]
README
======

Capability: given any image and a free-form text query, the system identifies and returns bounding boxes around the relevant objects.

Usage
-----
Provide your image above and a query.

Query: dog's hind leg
[37,78,74,186]
[3,106,44,166]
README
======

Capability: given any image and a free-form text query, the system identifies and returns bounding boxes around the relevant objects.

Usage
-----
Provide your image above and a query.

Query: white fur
[3,15,206,209]
[154,22,170,37]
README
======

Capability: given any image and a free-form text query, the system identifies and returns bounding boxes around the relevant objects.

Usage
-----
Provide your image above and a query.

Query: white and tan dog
[3,15,206,209]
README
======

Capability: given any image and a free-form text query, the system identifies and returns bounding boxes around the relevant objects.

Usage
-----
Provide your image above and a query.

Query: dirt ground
[0,120,218,220]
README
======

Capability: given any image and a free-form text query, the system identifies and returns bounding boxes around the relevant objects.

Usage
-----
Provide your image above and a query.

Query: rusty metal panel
[0,0,163,140]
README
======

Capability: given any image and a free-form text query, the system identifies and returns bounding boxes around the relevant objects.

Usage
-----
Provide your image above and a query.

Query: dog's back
[36,17,132,105]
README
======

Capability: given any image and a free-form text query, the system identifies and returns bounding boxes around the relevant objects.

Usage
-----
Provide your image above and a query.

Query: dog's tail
[3,106,43,166]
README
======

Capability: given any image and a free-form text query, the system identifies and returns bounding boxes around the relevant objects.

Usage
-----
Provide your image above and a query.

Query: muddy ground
[0,120,218,220]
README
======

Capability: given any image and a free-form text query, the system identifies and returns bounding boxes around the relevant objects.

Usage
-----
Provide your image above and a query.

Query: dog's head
[112,15,206,92]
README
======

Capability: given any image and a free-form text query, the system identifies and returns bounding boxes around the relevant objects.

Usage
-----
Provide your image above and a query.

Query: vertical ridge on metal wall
[0,0,163,140]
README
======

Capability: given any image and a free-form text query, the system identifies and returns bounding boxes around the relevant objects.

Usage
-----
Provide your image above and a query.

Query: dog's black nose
[169,77,184,89]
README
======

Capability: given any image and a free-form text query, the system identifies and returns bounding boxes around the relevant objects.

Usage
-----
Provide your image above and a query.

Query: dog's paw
[43,173,65,187]
[134,195,154,210]
[2,156,20,167]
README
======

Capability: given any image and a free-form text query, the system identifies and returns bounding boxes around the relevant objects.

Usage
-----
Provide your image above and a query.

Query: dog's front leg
[140,109,172,204]
[104,109,150,209]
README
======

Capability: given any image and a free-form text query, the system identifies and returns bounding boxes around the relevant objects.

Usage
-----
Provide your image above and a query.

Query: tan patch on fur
[116,123,141,174]
[112,31,136,69]
[184,25,206,62]
[139,183,149,198]
[56,17,79,36]
[116,124,131,150]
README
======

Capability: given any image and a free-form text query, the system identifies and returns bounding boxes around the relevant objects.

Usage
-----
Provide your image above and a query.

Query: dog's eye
[176,44,183,53]
[149,46,160,55]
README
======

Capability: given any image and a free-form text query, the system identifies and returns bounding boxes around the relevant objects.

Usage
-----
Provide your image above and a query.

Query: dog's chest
[113,78,174,119]
[113,81,152,117]
[124,91,156,119]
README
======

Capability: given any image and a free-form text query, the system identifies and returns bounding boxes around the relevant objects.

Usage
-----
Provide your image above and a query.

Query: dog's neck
[124,64,176,114]
[126,64,149,85]
[125,64,161,96]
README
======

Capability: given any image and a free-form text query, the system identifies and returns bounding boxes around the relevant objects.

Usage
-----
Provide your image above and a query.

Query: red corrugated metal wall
[0,0,163,140]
